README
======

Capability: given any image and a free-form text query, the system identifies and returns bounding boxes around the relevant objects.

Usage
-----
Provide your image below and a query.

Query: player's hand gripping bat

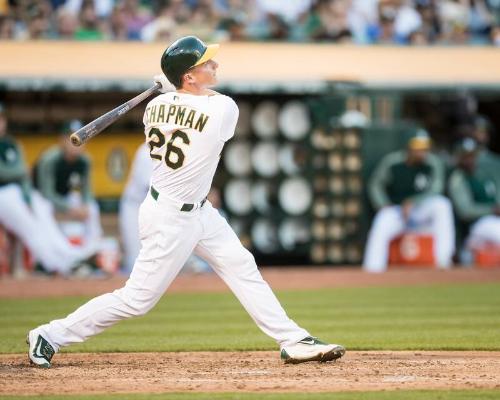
[70,82,161,146]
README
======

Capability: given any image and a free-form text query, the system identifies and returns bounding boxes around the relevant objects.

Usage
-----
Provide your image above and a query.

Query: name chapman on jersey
[145,104,209,133]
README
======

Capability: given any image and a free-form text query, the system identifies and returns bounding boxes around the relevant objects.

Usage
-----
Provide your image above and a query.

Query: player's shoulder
[210,93,236,105]
[39,146,61,161]
[210,94,238,114]
[381,150,405,166]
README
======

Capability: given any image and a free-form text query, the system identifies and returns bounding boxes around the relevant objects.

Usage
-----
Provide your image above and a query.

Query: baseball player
[0,105,96,274]
[119,143,153,273]
[33,123,102,247]
[27,36,345,367]
[363,129,455,272]
[448,138,500,250]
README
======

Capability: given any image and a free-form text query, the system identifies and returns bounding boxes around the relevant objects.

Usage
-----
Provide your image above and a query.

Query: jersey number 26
[147,128,190,170]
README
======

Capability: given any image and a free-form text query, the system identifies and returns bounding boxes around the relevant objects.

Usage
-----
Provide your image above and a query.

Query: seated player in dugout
[448,138,500,255]
[33,120,102,247]
[470,115,500,174]
[363,129,455,273]
[0,105,96,274]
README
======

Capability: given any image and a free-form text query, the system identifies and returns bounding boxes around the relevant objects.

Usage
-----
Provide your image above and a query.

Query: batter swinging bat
[70,82,162,146]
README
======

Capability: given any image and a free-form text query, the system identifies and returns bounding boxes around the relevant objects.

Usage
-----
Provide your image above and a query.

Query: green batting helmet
[160,36,219,88]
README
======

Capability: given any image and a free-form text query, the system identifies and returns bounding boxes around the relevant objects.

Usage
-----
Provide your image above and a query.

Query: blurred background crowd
[1,0,500,45]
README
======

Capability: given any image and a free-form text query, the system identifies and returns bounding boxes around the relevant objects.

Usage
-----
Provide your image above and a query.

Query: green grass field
[1,283,499,400]
[1,390,500,400]
[1,283,499,353]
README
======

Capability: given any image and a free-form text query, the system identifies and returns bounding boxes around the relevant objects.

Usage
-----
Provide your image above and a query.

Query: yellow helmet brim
[194,44,219,67]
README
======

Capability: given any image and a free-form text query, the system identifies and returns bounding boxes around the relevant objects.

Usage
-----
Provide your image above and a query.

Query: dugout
[1,42,499,266]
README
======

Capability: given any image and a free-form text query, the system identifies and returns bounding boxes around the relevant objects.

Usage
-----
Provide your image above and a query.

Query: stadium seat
[473,243,500,268]
[389,233,435,268]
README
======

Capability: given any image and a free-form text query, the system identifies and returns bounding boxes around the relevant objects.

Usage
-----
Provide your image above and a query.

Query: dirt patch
[0,351,499,395]
[2,268,500,299]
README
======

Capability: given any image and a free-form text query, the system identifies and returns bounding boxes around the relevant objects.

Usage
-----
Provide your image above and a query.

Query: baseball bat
[70,82,162,146]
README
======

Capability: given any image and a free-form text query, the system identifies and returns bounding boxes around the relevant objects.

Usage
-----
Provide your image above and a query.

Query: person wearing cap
[33,121,102,247]
[363,129,455,273]
[448,137,500,253]
[471,115,500,183]
[0,106,96,274]
[119,142,152,273]
[27,36,345,369]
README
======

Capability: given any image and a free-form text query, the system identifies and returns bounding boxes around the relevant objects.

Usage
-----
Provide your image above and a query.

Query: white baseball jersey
[143,92,239,203]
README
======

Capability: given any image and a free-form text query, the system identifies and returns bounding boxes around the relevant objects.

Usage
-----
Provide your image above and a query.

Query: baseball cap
[408,128,432,150]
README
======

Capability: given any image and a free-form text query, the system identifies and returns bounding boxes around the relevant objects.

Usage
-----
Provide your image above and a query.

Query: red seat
[473,243,500,268]
[389,233,435,268]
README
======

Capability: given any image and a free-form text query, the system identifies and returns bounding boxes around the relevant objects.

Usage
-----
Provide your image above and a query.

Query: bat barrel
[68,82,161,146]
[70,133,82,146]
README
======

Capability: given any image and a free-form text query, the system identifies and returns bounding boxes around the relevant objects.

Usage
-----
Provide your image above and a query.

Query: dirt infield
[2,268,500,396]
[2,267,500,299]
[1,351,499,395]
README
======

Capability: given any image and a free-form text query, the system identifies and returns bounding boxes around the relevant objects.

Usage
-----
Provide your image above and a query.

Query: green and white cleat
[26,329,55,368]
[281,336,345,364]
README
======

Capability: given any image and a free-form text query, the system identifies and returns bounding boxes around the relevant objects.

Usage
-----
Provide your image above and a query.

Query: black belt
[150,186,206,212]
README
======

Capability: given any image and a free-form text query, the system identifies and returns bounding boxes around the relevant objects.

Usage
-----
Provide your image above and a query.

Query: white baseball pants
[0,184,95,273]
[467,215,500,248]
[39,192,310,351]
[363,195,455,273]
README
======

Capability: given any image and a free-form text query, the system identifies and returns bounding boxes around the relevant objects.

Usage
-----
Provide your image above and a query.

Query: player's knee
[117,288,161,317]
[371,207,399,233]
[431,195,453,214]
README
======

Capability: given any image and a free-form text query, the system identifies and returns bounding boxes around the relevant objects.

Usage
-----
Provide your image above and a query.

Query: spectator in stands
[122,0,152,40]
[0,105,95,274]
[367,0,422,44]
[107,3,129,41]
[0,0,499,45]
[411,0,441,45]
[448,138,500,255]
[54,8,78,39]
[0,16,15,39]
[491,24,500,45]
[438,0,470,44]
[74,1,104,41]
[33,120,102,248]
[300,0,353,42]
[62,0,114,19]
[363,129,455,273]
[468,0,494,44]
[140,4,177,42]
[171,1,217,41]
